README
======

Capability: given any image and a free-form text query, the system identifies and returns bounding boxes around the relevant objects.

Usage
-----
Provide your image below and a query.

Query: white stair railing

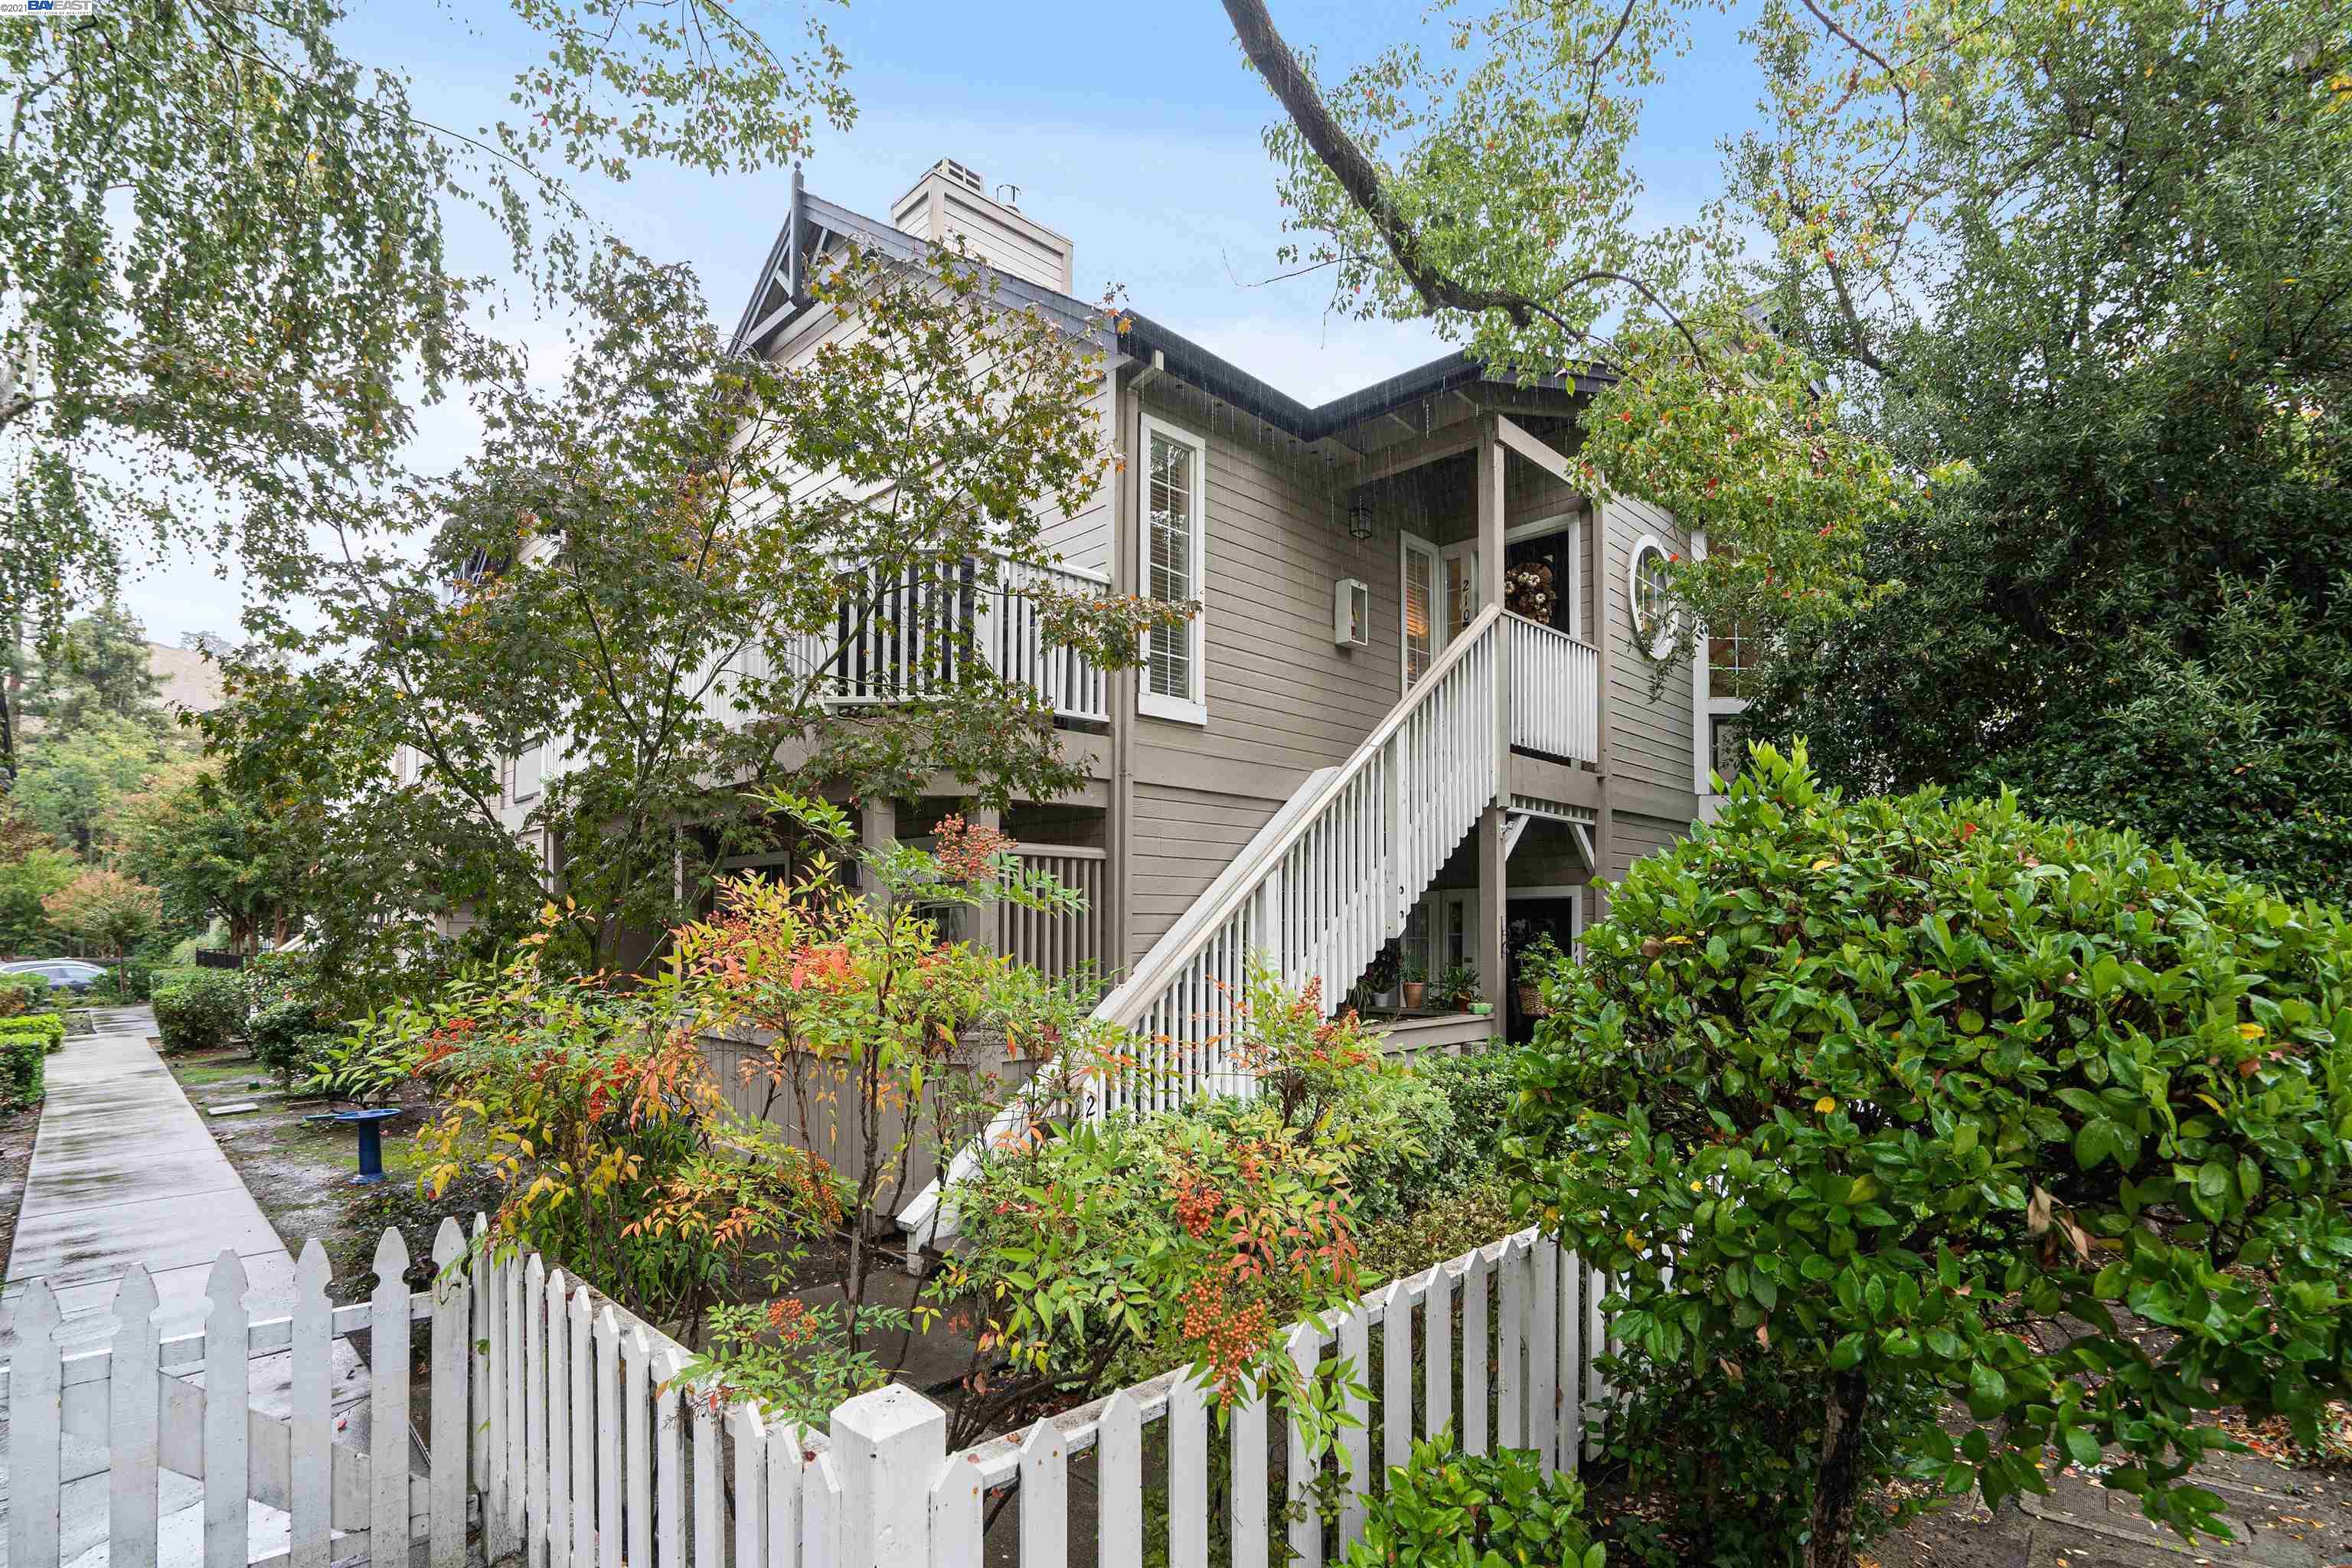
[900,605,1506,1246]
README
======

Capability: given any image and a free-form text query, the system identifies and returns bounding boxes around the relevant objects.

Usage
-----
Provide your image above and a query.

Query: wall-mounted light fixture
[1334,578,1371,648]
[1346,498,1376,541]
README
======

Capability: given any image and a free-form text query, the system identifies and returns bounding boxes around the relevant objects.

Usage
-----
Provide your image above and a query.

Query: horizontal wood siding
[1131,385,1405,778]
[1127,782,1288,965]
[1605,809,1689,883]
[1601,492,1699,803]
[1036,377,1116,575]
[937,189,1073,292]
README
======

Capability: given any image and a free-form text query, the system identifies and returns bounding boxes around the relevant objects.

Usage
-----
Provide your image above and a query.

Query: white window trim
[1689,529,1750,813]
[1138,413,1210,726]
[1504,511,1583,640]
[513,740,544,804]
[1628,531,1679,661]
[1398,529,1439,695]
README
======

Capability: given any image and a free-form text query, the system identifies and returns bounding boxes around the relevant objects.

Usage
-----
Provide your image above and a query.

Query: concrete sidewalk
[2,1008,295,1356]
[0,1008,376,1568]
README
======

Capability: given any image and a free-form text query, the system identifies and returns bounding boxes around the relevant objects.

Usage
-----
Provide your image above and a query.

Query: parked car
[0,959,109,995]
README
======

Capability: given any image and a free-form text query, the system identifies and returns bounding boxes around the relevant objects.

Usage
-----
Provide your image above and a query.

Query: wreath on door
[1505,560,1557,624]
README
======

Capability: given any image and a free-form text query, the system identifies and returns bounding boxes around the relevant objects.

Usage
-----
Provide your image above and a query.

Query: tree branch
[1219,0,1709,370]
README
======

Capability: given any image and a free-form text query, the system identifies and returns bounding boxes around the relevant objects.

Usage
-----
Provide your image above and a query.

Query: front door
[1403,534,1481,692]
[1505,894,1583,1044]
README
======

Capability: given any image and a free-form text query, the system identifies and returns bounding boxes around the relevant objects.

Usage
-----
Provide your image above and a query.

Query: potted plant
[1515,933,1566,1017]
[1399,958,1427,1009]
[1438,962,1480,1012]
[1360,939,1403,1010]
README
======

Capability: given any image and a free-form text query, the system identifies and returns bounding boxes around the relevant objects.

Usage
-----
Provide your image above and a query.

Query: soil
[164,1045,498,1304]
[1860,1438,2352,1567]
[1582,1385,2352,1568]
[0,1095,42,1271]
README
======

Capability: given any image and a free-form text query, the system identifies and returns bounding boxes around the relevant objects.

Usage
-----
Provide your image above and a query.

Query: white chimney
[890,159,1074,295]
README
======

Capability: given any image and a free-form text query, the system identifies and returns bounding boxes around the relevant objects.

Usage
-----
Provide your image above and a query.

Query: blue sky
[122,0,1767,645]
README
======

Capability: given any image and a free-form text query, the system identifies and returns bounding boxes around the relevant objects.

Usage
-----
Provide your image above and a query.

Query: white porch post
[1476,416,1511,1014]
[963,802,1002,954]
[861,797,897,910]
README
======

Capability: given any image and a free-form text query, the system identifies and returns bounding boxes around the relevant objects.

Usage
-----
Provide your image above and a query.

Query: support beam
[1502,812,1532,860]
[1495,414,1576,486]
[1478,416,1508,805]
[861,797,897,910]
[962,803,1002,954]
[1351,423,1482,488]
[1478,808,1509,1013]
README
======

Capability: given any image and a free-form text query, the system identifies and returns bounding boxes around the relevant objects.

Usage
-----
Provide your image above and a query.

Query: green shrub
[0,972,52,1018]
[250,996,335,1086]
[0,1019,53,1106]
[1357,1178,1515,1289]
[1596,1344,1942,1568]
[1511,743,2352,1563]
[1344,1431,1602,1568]
[86,961,149,1003]
[1411,1047,1520,1171]
[945,964,1422,1429]
[152,970,250,1053]
[0,1012,66,1054]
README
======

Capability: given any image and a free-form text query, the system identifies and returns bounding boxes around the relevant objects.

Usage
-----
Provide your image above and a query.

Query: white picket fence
[2,1220,1619,1568]
[1,1224,472,1568]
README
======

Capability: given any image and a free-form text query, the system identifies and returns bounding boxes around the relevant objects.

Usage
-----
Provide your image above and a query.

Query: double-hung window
[1139,416,1208,724]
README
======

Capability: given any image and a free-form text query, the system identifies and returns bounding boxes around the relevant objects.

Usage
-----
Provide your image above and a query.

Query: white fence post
[369,1229,411,1568]
[111,1265,162,1568]
[832,1383,946,1568]
[430,1220,472,1568]
[9,1279,63,1568]
[204,1250,250,1568]
[290,1242,333,1568]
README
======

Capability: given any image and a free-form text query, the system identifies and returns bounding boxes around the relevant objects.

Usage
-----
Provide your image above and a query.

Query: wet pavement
[1,1009,297,1357]
[0,1009,376,1568]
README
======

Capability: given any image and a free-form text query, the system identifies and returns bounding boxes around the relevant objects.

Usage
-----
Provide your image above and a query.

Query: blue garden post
[306,1107,403,1186]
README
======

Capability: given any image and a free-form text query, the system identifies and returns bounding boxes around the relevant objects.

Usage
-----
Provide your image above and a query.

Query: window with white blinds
[1139,416,1207,724]
[1401,535,1437,689]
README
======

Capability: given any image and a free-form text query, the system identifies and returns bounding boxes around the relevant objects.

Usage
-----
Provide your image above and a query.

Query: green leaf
[2063,1426,2103,1468]
[1966,1362,2009,1421]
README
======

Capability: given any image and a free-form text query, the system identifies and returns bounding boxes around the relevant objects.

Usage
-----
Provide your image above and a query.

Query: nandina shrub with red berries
[933,959,1442,1448]
[400,923,848,1337]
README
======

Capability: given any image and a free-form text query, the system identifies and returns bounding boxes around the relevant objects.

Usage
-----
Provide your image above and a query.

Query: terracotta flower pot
[1401,982,1427,1008]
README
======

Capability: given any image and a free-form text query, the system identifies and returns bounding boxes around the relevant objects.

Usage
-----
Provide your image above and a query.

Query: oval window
[1628,535,1677,658]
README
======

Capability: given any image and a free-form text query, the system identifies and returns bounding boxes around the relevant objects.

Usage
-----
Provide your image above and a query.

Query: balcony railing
[729,557,1112,724]
[1507,612,1599,764]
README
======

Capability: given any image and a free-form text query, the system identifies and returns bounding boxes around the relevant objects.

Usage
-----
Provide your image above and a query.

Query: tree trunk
[1806,1370,1871,1568]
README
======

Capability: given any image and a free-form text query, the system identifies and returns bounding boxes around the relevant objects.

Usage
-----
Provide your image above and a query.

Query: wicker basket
[1517,983,1550,1018]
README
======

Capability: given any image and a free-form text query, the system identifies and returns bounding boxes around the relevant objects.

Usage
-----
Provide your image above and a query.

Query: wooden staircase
[899,605,1508,1248]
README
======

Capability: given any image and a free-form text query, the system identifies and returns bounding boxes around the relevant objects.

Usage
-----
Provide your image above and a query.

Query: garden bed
[0,1099,43,1276]
[166,1046,496,1302]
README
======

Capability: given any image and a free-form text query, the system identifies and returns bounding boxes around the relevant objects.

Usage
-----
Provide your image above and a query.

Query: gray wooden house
[725,158,1746,1092]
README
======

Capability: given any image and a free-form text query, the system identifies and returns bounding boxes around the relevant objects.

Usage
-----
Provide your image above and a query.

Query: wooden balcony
[729,557,1112,724]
